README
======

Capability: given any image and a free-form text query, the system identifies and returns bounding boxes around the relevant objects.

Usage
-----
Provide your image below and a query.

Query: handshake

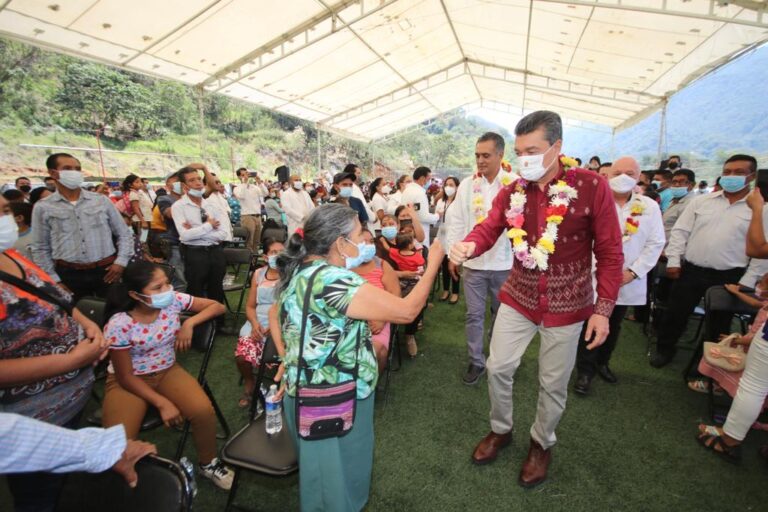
[448,241,476,265]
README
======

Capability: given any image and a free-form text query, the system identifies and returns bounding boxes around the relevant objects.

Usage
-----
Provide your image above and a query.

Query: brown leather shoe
[471,431,512,465]
[518,438,551,488]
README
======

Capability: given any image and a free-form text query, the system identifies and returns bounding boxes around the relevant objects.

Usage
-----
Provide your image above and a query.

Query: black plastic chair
[230,226,250,248]
[223,247,254,319]
[221,336,298,512]
[56,454,194,512]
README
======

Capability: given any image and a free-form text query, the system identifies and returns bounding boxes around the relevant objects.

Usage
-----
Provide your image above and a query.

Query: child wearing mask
[235,238,284,408]
[101,261,233,489]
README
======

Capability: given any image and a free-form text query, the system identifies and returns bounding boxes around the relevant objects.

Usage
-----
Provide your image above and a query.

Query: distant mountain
[563,43,768,168]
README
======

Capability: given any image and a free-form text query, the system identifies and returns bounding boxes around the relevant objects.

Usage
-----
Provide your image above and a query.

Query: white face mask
[0,215,19,252]
[58,170,83,190]
[518,145,557,182]
[293,181,303,190]
[381,185,392,195]
[609,173,638,194]
[444,186,456,197]
[188,188,204,198]
[172,182,182,195]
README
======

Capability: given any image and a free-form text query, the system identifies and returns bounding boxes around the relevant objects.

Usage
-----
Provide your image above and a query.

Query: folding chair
[87,317,230,458]
[221,336,298,512]
[56,454,195,512]
[223,248,253,317]
[376,324,401,405]
[230,226,249,248]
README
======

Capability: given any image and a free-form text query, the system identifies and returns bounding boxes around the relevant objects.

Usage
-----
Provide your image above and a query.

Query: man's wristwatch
[628,269,639,280]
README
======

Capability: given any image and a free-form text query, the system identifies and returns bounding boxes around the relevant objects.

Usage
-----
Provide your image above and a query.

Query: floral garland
[622,197,646,243]
[504,168,578,271]
[471,162,514,225]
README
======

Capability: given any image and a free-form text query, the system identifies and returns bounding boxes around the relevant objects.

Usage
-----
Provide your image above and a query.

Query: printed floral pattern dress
[279,259,378,399]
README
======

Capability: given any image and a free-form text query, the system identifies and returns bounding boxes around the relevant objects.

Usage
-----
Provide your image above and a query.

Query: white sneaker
[199,457,234,490]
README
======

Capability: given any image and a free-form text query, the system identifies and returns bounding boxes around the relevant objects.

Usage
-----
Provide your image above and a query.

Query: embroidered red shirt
[464,167,623,327]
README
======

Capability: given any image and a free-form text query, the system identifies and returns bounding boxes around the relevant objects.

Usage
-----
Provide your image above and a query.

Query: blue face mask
[423,181,430,191]
[359,243,376,263]
[267,255,278,269]
[342,239,369,270]
[339,186,353,198]
[382,226,397,240]
[669,186,689,199]
[172,182,182,195]
[139,289,174,309]
[720,175,747,194]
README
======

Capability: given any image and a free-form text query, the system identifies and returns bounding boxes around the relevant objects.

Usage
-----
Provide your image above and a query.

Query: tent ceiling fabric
[1,0,767,140]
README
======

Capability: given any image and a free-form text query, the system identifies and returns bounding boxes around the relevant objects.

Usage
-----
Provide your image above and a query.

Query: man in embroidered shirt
[651,154,763,368]
[450,111,623,487]
[445,132,516,385]
[574,157,664,395]
[31,153,133,301]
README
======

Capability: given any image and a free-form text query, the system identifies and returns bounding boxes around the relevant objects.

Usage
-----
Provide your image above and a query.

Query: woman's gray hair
[275,203,359,297]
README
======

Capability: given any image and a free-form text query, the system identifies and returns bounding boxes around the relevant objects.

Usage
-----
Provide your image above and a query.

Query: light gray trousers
[487,304,584,449]
[462,268,508,367]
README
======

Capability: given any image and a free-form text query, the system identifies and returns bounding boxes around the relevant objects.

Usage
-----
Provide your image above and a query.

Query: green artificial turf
[2,293,767,511]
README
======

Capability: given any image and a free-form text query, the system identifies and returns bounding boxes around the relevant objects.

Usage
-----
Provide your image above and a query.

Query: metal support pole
[94,127,107,182]
[316,123,322,174]
[657,99,668,162]
[610,129,616,161]
[196,86,206,159]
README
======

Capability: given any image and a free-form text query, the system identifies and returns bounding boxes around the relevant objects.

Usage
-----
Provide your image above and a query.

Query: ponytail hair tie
[295,228,304,238]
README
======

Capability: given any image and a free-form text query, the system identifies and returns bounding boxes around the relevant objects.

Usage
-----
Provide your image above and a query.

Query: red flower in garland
[626,218,640,228]
[546,204,568,217]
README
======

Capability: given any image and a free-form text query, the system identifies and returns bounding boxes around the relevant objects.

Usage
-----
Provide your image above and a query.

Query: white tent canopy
[1,0,767,141]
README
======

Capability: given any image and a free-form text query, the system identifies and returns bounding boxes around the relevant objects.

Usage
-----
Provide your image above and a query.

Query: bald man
[281,174,315,235]
[574,157,665,395]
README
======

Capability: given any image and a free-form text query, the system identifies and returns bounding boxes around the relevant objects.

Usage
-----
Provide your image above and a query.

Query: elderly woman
[0,193,109,510]
[273,203,443,511]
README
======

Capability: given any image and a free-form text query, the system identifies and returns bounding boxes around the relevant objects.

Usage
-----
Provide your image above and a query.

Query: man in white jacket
[280,174,315,235]
[401,166,439,244]
[574,156,665,394]
[445,133,516,385]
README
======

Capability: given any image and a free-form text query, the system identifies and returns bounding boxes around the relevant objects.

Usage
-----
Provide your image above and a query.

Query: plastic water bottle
[179,457,198,497]
[265,384,282,434]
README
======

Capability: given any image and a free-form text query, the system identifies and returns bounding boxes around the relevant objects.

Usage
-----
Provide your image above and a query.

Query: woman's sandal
[237,392,252,409]
[449,293,459,305]
[438,291,450,301]
[697,431,741,464]
[688,379,710,394]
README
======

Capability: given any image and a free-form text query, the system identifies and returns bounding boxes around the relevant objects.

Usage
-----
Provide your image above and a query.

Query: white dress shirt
[445,170,515,271]
[171,194,228,246]
[280,187,314,235]
[666,191,768,271]
[369,192,388,231]
[205,192,233,242]
[401,182,439,244]
[233,182,268,215]
[386,190,403,215]
[598,194,665,305]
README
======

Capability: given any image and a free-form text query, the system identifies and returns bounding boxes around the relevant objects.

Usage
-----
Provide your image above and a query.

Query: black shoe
[574,374,591,395]
[463,364,486,386]
[597,365,618,384]
[649,351,674,368]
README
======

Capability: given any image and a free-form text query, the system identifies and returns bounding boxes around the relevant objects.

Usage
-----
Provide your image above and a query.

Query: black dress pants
[181,244,225,303]
[656,263,745,356]
[577,305,628,378]
[55,263,110,302]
